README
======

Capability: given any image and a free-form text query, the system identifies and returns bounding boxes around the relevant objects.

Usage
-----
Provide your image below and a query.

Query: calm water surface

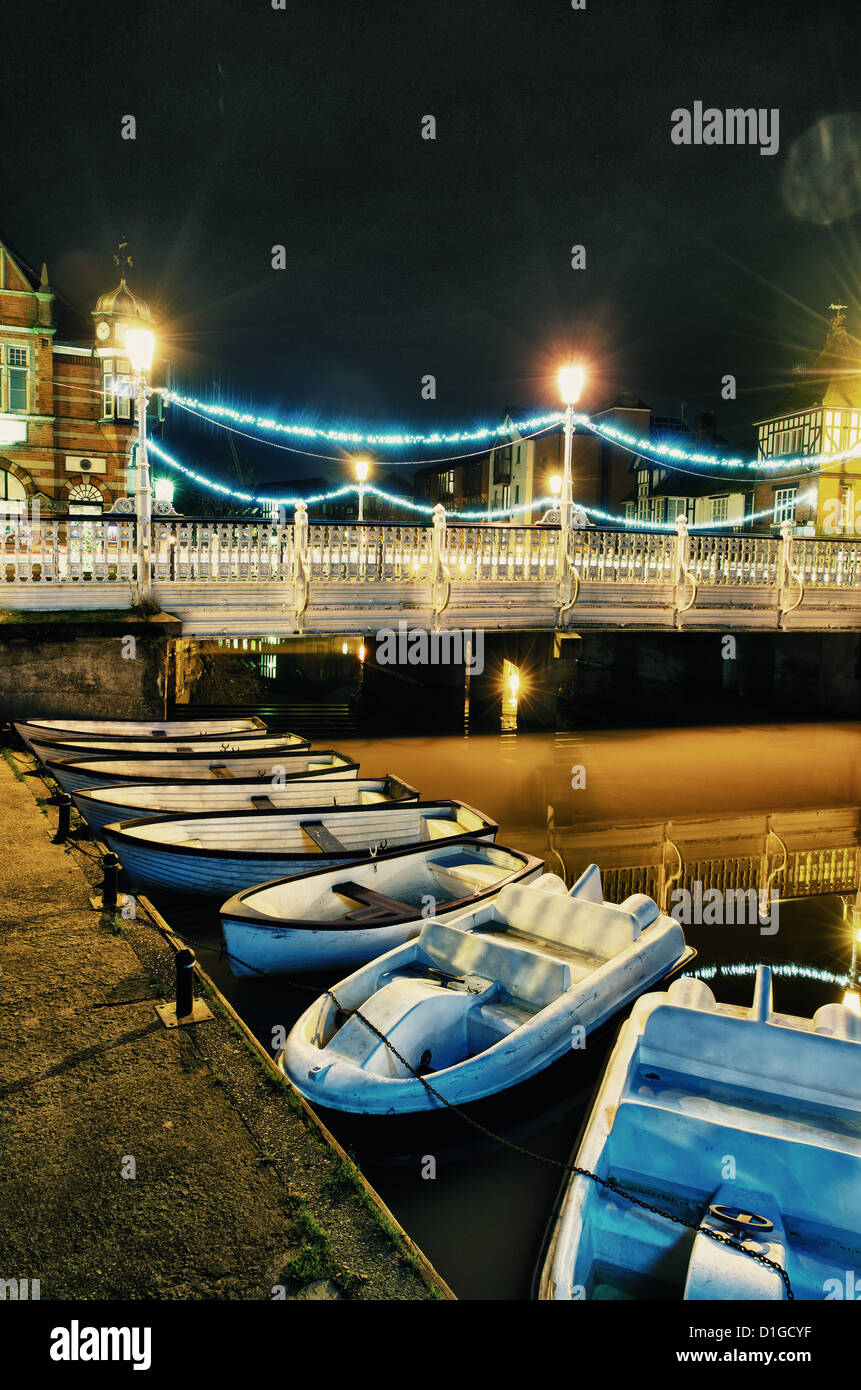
[154,722,861,1299]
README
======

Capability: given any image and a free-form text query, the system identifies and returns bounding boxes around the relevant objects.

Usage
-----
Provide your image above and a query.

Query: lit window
[773,487,797,524]
[711,496,729,523]
[67,482,103,516]
[103,357,133,420]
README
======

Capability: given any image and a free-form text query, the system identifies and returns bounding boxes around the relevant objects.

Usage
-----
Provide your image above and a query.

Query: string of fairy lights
[148,438,817,530]
[143,381,859,529]
[160,386,861,475]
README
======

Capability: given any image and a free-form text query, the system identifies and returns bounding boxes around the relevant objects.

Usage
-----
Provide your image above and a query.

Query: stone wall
[0,612,181,722]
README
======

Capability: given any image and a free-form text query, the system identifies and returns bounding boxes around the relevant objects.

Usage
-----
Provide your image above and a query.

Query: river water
[153,722,861,1298]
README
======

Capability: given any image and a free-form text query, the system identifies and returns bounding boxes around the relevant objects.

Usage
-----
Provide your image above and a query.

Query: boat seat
[251,794,276,810]
[482,924,604,979]
[360,791,388,804]
[303,821,348,853]
[492,883,659,959]
[418,918,571,1008]
[474,999,531,1038]
[422,817,458,841]
[428,861,505,892]
[209,764,232,778]
[639,1006,861,1111]
[334,880,416,921]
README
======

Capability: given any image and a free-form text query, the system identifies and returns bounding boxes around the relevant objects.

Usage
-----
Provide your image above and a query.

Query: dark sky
[2,0,860,484]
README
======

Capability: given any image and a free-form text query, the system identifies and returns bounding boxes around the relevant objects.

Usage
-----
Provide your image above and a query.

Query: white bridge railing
[2,505,861,633]
[0,514,138,583]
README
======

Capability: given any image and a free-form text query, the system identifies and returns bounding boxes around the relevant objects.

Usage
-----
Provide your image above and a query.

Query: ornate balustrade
[151,517,294,582]
[1,515,137,584]
[2,507,860,635]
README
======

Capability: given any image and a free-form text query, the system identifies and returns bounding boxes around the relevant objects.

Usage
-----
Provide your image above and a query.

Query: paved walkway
[0,751,447,1300]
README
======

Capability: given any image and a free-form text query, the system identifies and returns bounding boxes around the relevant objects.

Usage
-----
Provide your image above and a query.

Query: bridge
[3,505,861,637]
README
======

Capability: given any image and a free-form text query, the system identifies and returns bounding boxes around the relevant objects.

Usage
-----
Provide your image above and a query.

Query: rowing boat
[29,732,307,765]
[44,748,358,794]
[72,774,418,836]
[279,863,694,1114]
[220,840,552,975]
[100,799,497,896]
[14,716,266,752]
[539,965,861,1301]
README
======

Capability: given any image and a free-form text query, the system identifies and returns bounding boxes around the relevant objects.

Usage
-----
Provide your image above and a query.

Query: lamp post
[558,364,585,532]
[355,458,370,522]
[126,327,156,598]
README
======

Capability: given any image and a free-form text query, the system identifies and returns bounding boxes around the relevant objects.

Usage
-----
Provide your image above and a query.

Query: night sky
[2,0,860,484]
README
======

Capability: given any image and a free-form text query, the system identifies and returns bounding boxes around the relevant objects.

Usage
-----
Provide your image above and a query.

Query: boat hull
[14,717,265,751]
[29,733,306,764]
[101,802,497,897]
[71,776,418,836]
[45,750,358,794]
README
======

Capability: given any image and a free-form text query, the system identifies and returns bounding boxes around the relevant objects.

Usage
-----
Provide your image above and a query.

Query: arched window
[67,481,104,516]
[0,467,27,518]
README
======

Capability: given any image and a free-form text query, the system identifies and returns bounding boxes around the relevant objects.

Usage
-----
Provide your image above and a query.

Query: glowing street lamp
[125,327,156,598]
[355,458,370,522]
[154,477,174,505]
[558,363,585,531]
[125,326,155,375]
[549,474,562,498]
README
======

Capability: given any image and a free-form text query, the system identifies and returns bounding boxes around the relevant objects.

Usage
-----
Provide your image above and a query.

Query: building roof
[756,309,861,421]
[92,277,153,323]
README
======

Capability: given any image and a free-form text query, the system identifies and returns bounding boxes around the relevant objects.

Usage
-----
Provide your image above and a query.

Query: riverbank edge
[1,747,454,1302]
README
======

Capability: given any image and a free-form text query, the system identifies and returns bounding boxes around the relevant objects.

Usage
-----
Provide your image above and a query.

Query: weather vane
[113,238,133,272]
[829,300,847,327]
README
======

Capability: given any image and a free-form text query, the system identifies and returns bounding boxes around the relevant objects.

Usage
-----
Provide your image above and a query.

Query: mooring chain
[324,986,795,1300]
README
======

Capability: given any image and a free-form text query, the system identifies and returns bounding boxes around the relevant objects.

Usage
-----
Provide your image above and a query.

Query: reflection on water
[156,722,861,1299]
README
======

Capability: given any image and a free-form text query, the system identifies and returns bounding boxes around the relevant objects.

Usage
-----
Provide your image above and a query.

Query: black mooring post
[52,793,72,844]
[101,853,120,911]
[176,948,195,1019]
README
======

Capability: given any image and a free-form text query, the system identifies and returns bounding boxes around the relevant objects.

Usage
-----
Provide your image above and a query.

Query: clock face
[96,321,110,341]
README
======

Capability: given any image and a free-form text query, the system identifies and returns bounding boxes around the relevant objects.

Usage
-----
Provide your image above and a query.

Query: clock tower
[91,240,155,426]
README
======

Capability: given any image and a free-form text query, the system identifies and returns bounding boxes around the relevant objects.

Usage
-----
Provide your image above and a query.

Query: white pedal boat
[45,748,358,795]
[279,865,693,1114]
[101,799,497,897]
[29,731,306,765]
[539,965,861,1302]
[72,774,419,836]
[220,840,549,977]
[14,716,266,752]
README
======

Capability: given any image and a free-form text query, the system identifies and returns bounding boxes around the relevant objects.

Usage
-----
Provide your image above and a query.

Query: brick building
[0,237,161,516]
[415,454,489,513]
